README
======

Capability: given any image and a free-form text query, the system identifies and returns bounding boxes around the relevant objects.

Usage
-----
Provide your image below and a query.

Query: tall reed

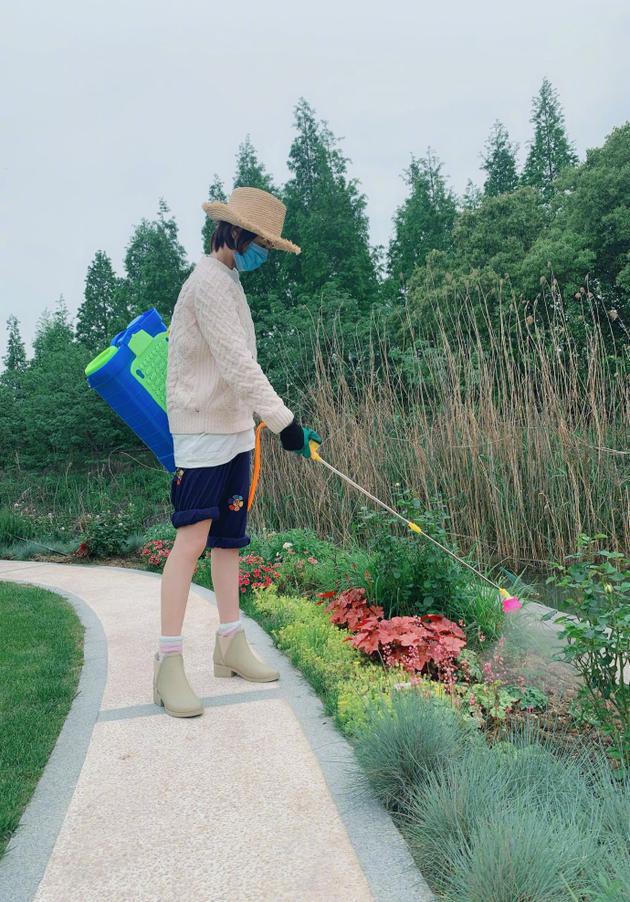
[250,282,629,571]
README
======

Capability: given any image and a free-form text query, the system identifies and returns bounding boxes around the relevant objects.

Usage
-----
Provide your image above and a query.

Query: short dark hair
[211,220,258,253]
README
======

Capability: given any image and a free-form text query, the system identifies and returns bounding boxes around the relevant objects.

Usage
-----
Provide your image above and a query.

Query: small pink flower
[307,557,318,565]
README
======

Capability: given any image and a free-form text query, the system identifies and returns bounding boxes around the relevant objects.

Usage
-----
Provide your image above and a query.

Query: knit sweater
[166,255,295,435]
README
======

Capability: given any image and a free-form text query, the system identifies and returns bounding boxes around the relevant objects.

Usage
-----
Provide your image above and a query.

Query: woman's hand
[279,418,323,458]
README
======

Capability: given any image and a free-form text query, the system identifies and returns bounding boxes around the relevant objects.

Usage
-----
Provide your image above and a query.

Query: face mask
[234,240,269,272]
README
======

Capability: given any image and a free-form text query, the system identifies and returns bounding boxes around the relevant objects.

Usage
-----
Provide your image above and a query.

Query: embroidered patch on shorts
[227,494,244,511]
[175,468,185,486]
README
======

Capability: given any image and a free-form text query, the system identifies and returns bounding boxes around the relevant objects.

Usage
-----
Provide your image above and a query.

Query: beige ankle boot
[153,652,204,717]
[213,628,279,682]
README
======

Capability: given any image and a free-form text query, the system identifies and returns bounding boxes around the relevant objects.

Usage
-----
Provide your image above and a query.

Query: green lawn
[0,581,84,860]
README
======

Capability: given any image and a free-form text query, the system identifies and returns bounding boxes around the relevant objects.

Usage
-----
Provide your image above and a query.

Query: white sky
[1,0,628,360]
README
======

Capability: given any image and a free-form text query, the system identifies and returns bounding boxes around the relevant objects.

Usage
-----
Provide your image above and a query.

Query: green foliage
[76,250,128,351]
[352,489,497,632]
[482,120,519,197]
[556,122,630,309]
[515,685,549,711]
[545,534,630,761]
[522,77,579,200]
[386,148,457,296]
[0,298,134,468]
[0,507,37,545]
[246,527,372,598]
[120,198,191,322]
[246,524,502,649]
[142,520,177,543]
[80,502,141,558]
[466,681,521,720]
[453,185,548,276]
[280,98,379,308]
[2,315,26,372]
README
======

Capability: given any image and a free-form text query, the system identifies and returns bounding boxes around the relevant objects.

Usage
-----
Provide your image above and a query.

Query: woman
[153,186,322,718]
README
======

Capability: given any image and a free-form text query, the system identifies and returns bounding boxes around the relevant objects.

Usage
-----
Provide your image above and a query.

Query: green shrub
[247,527,373,598]
[81,503,139,558]
[352,490,505,645]
[546,534,630,761]
[247,527,333,561]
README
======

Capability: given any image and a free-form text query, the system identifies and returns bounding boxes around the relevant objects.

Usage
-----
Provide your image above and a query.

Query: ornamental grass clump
[352,687,478,815]
[356,692,630,901]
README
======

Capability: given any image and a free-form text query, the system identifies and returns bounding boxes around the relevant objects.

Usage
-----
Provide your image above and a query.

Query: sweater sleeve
[193,274,295,434]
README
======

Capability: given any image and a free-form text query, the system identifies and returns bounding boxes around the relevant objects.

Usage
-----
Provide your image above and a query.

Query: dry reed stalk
[249,284,629,571]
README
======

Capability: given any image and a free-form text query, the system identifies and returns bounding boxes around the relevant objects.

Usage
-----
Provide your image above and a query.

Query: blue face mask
[234,240,269,272]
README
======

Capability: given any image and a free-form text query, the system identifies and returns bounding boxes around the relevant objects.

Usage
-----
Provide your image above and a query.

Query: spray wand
[306,439,522,613]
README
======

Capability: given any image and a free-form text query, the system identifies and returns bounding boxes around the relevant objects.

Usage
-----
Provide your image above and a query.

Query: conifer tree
[522,78,578,199]
[76,251,124,349]
[280,98,378,307]
[482,121,519,196]
[462,180,483,210]
[233,134,276,191]
[3,315,26,372]
[121,199,191,321]
[230,135,285,298]
[387,148,457,294]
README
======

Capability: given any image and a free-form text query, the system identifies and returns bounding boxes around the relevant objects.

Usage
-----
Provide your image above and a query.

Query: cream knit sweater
[166,255,295,435]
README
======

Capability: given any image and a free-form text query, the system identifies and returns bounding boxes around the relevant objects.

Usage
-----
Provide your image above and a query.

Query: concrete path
[0,561,433,902]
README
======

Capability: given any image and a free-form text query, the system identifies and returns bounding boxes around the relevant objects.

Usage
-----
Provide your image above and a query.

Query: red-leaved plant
[317,586,466,679]
[352,613,466,678]
[320,586,384,630]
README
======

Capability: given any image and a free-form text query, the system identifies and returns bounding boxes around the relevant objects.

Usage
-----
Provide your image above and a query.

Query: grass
[247,289,628,570]
[0,457,171,549]
[354,691,630,901]
[0,581,84,861]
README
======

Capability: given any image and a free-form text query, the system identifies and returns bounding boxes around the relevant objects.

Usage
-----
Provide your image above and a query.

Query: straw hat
[202,186,301,254]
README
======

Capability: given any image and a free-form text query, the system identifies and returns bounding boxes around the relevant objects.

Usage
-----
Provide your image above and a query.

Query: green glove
[296,427,323,459]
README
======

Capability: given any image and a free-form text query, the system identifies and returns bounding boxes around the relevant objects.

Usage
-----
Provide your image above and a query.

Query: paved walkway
[0,561,433,902]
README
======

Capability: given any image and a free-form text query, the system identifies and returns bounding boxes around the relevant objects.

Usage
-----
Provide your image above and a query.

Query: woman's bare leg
[210,547,241,623]
[160,520,212,635]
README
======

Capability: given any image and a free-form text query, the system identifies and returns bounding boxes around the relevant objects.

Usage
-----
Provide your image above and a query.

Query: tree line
[1,81,628,470]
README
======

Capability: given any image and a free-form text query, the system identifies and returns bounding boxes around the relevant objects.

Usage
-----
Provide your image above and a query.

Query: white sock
[217,618,242,636]
[158,634,183,661]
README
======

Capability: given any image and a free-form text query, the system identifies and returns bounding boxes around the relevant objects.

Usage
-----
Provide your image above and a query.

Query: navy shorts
[169,450,251,549]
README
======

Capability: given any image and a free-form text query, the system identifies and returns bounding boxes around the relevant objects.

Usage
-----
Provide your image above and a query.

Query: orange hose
[248,421,267,511]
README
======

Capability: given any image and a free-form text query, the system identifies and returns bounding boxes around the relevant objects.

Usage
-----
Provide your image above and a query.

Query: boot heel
[214,663,235,678]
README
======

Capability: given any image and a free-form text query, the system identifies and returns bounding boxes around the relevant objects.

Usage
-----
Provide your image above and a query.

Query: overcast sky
[1,1,628,361]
